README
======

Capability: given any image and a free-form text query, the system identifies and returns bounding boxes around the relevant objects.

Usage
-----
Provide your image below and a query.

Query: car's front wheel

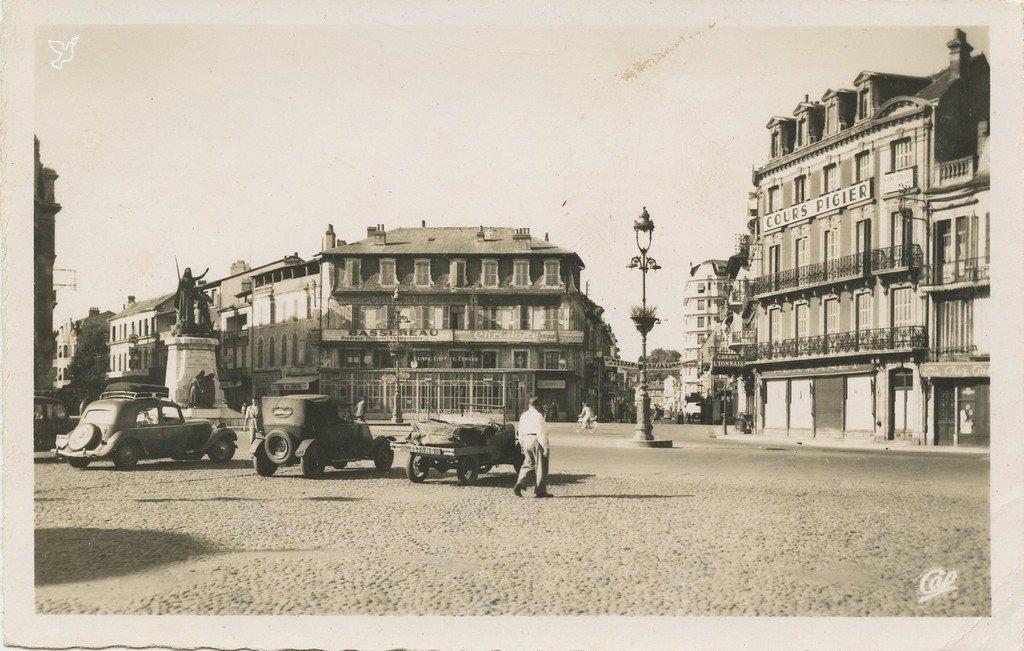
[300,442,326,478]
[405,453,430,483]
[112,442,140,470]
[456,456,480,486]
[374,442,394,472]
[253,446,277,477]
[66,457,90,469]
[207,437,236,462]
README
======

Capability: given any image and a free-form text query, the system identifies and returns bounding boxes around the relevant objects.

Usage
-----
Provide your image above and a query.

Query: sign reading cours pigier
[763,179,873,234]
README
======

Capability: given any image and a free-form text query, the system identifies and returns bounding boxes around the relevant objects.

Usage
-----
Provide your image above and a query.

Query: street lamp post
[389,288,410,424]
[627,207,666,445]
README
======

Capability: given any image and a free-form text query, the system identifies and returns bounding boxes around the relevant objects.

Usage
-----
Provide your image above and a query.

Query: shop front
[758,363,878,438]
[921,360,990,447]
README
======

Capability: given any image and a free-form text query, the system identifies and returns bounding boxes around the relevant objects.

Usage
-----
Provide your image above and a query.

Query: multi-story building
[682,260,730,361]
[35,137,62,390]
[53,308,114,388]
[107,293,176,385]
[746,29,988,445]
[315,224,617,420]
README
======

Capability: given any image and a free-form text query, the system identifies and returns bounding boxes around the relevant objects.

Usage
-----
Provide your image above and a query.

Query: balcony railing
[936,155,975,185]
[727,279,749,306]
[871,245,924,273]
[920,257,990,287]
[751,245,923,297]
[928,346,988,362]
[746,326,927,361]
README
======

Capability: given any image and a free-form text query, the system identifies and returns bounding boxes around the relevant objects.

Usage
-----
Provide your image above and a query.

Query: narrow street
[34,423,989,616]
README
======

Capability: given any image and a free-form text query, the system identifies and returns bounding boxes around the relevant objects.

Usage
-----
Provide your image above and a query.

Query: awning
[920,362,990,378]
[760,363,873,379]
[271,375,320,391]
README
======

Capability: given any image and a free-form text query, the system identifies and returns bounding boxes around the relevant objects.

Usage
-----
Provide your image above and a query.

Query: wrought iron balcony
[750,245,923,297]
[871,245,924,274]
[750,251,867,296]
[745,326,927,361]
[920,257,990,288]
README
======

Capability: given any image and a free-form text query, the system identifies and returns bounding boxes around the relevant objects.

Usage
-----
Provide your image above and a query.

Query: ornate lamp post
[627,207,666,445]
[389,287,411,424]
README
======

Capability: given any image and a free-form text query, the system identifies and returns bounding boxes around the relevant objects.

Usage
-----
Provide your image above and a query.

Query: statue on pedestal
[173,266,213,336]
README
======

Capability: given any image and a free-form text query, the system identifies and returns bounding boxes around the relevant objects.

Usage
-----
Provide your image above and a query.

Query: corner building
[316,225,617,420]
[748,30,989,444]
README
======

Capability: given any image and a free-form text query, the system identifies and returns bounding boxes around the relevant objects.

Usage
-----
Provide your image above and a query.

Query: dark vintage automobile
[54,385,238,469]
[34,393,76,452]
[391,403,524,486]
[251,394,395,478]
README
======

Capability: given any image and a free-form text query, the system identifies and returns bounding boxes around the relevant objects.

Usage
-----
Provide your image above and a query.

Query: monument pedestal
[165,336,243,424]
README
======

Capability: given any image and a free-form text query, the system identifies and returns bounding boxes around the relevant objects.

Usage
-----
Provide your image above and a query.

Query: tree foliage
[65,320,109,408]
[647,348,682,383]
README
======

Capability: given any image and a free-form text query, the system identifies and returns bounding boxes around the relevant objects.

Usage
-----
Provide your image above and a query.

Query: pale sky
[36,25,988,359]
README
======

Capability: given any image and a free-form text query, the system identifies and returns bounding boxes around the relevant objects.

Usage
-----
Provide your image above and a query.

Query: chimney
[421,220,426,227]
[89,307,99,317]
[127,295,136,304]
[476,225,485,241]
[367,224,386,246]
[512,227,532,251]
[323,224,336,251]
[545,232,549,242]
[947,28,973,82]
[230,259,250,276]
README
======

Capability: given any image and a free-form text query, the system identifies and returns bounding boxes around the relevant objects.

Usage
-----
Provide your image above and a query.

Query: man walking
[355,396,368,422]
[514,396,552,498]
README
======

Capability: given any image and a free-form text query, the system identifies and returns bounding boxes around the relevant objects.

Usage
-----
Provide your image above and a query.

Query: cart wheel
[374,442,394,472]
[456,457,480,486]
[405,453,430,483]
[478,464,493,474]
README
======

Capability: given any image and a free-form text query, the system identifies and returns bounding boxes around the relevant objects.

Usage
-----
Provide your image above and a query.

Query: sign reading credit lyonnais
[763,179,873,234]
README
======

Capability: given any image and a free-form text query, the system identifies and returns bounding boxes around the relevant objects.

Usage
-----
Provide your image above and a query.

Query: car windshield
[82,408,117,426]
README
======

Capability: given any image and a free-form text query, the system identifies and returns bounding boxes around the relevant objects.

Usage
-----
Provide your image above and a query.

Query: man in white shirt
[514,396,552,498]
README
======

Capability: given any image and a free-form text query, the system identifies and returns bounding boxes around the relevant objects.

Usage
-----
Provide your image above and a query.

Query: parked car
[34,393,76,452]
[251,394,395,478]
[54,385,238,469]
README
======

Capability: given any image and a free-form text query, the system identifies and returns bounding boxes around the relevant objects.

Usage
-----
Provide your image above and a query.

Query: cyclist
[577,401,596,431]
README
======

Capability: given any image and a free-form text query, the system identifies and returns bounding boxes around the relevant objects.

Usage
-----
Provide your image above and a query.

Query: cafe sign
[763,179,873,234]
[321,328,453,342]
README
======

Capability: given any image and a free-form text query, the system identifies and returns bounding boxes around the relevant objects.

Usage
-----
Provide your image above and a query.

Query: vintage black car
[391,403,524,486]
[251,394,395,478]
[34,393,76,452]
[54,385,238,469]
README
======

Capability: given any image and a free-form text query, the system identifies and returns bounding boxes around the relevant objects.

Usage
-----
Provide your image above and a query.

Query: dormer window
[379,259,397,286]
[543,260,561,287]
[796,118,807,147]
[825,103,837,135]
[858,87,871,120]
[771,131,780,158]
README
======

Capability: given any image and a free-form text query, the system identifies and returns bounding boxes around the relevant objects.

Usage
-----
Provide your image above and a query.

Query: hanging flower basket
[630,305,659,335]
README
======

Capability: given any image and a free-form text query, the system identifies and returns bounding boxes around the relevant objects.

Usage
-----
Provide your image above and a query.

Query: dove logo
[49,36,79,69]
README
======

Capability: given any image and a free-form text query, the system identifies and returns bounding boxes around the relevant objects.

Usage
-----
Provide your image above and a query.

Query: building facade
[315,224,617,420]
[682,260,730,361]
[35,137,62,390]
[747,29,989,445]
[53,308,113,388]
[107,293,176,386]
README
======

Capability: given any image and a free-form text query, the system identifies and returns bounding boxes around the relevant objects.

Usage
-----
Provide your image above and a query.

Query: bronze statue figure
[173,266,213,336]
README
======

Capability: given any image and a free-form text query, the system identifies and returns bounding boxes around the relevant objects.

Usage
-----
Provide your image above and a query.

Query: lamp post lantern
[389,287,411,424]
[627,207,667,445]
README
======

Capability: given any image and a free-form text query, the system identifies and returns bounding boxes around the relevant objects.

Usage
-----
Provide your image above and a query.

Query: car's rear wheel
[264,431,295,465]
[300,442,326,478]
[207,437,236,462]
[253,446,277,477]
[66,457,90,469]
[406,453,430,483]
[374,443,394,472]
[456,456,480,486]
[112,442,140,470]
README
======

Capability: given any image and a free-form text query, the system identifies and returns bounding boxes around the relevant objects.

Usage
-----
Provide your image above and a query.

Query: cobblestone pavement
[34,424,990,616]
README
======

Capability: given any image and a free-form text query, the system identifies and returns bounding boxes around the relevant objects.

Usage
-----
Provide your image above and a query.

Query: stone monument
[164,266,241,424]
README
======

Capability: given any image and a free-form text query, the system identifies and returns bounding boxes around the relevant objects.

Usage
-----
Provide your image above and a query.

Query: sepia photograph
[4,1,1023,649]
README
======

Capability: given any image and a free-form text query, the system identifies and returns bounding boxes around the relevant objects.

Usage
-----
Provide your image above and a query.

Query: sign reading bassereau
[763,179,873,234]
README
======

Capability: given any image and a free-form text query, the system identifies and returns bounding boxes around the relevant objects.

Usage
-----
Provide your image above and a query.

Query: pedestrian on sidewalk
[355,396,368,422]
[244,399,260,444]
[545,400,559,423]
[513,396,552,498]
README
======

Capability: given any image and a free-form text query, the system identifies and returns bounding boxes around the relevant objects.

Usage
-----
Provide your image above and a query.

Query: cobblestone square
[34,424,990,616]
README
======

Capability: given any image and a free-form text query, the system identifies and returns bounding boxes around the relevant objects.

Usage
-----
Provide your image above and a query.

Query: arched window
[269,336,276,366]
[257,337,265,368]
[281,335,288,366]
[293,333,300,364]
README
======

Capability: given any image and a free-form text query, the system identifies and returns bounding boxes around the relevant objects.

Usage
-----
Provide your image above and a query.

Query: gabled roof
[765,116,795,129]
[322,226,580,260]
[792,101,822,115]
[853,70,931,87]
[689,259,729,277]
[111,292,175,319]
[820,88,856,101]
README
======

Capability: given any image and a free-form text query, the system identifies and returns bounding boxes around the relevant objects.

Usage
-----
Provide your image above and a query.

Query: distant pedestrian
[545,400,559,422]
[355,396,368,422]
[514,396,552,498]
[244,400,259,443]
